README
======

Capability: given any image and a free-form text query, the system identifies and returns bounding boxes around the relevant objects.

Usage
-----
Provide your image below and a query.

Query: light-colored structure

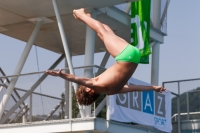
[0,0,170,132]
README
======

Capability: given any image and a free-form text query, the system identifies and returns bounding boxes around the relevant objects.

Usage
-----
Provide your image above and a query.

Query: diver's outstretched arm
[118,84,167,94]
[46,69,97,88]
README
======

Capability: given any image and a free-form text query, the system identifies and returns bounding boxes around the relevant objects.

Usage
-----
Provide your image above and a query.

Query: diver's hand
[153,86,167,93]
[46,68,62,76]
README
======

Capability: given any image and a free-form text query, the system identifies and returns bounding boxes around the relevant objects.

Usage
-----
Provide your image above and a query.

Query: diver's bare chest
[95,62,137,93]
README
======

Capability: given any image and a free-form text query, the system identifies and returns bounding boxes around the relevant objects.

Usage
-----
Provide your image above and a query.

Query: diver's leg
[73,8,128,57]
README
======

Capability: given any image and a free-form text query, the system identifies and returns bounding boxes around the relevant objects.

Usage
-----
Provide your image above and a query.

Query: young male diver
[46,8,167,106]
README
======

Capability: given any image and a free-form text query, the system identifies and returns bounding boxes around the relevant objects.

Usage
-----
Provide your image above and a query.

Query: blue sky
[0,0,200,88]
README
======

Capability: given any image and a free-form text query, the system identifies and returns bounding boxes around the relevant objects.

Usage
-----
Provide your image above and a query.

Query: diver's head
[76,85,100,105]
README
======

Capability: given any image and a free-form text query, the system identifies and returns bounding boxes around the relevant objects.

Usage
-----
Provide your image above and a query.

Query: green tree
[172,87,200,120]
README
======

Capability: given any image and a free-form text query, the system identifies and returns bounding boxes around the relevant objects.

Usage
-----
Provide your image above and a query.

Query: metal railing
[0,65,107,124]
[163,78,200,121]
[172,111,200,122]
[163,78,200,133]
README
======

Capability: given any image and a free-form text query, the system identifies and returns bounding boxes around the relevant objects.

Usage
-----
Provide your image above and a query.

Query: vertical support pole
[151,0,161,86]
[177,82,181,133]
[93,101,95,118]
[52,0,76,86]
[69,81,72,119]
[23,104,28,123]
[51,0,84,117]
[83,10,96,118]
[64,59,69,119]
[106,96,110,121]
[0,20,43,119]
[186,91,190,120]
[106,95,110,131]
[29,94,32,122]
[61,100,64,119]
[151,43,160,85]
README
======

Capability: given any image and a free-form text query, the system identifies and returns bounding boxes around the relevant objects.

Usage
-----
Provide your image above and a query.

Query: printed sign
[108,78,172,132]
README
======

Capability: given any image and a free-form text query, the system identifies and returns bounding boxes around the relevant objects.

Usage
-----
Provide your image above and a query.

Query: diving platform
[0,0,138,55]
[0,118,163,133]
[0,0,165,55]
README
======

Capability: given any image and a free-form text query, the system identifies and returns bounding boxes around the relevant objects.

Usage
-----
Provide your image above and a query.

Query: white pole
[83,10,96,118]
[0,20,43,119]
[151,43,160,85]
[151,0,161,85]
[52,0,76,87]
[29,94,32,122]
[106,96,110,121]
[69,82,72,119]
[22,104,28,123]
[106,95,110,131]
[64,59,69,119]
[51,0,84,117]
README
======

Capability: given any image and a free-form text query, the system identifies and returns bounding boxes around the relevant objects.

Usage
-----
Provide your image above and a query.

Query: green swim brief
[115,44,141,64]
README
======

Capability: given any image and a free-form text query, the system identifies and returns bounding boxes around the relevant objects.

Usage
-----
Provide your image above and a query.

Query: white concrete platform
[0,118,164,133]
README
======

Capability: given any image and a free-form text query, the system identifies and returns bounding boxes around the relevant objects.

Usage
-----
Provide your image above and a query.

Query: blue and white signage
[108,78,172,132]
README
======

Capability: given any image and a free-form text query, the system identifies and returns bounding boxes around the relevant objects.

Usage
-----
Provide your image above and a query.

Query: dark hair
[75,85,100,106]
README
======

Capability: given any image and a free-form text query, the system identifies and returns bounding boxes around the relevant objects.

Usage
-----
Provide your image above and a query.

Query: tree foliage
[172,87,200,120]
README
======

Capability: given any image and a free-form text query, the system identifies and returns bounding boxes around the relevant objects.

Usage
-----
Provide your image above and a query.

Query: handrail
[172,111,200,119]
[0,65,106,79]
